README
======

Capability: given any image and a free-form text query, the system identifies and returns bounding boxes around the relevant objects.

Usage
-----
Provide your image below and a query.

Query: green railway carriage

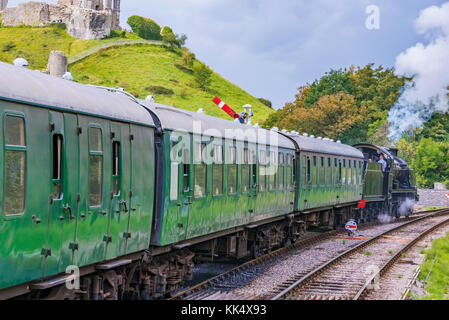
[141,103,297,248]
[284,133,365,227]
[0,62,156,297]
[0,61,417,300]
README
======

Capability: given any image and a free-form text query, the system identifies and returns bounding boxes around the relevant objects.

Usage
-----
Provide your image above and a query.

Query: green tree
[258,98,273,109]
[161,26,187,49]
[193,64,212,91]
[412,138,449,188]
[263,64,406,144]
[127,15,161,40]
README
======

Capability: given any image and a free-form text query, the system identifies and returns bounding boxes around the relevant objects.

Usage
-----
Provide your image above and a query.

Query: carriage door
[179,140,193,240]
[337,158,343,205]
[45,111,78,276]
[105,122,131,260]
[248,144,258,216]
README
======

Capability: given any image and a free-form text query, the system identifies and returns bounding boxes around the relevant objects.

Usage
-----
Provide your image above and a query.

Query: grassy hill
[0,26,273,123]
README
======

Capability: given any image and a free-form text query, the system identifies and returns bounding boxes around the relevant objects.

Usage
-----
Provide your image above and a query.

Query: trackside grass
[0,26,273,123]
[416,231,449,300]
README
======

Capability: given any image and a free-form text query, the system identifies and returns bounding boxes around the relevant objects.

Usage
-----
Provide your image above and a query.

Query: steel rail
[169,209,432,300]
[271,208,449,300]
[354,213,449,300]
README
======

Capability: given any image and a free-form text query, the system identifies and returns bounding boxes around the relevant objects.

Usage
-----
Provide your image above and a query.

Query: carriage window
[194,143,207,197]
[307,157,311,184]
[52,134,63,199]
[213,145,223,195]
[289,155,294,188]
[228,146,237,194]
[278,165,284,190]
[4,115,26,215]
[112,141,120,196]
[259,165,266,192]
[338,161,342,183]
[244,148,249,165]
[88,127,103,207]
[241,148,250,193]
[326,157,332,186]
[170,162,179,200]
[259,150,266,165]
[278,153,285,190]
[242,166,250,194]
[320,157,325,186]
[183,149,190,192]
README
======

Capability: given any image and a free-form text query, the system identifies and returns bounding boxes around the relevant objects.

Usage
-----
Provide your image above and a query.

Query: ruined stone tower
[1,0,121,39]
[0,0,8,11]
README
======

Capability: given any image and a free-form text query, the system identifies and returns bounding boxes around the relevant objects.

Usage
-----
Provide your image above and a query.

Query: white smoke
[377,212,394,224]
[399,199,416,217]
[388,3,449,142]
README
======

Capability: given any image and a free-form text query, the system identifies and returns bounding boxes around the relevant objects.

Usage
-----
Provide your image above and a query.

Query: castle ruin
[0,0,121,40]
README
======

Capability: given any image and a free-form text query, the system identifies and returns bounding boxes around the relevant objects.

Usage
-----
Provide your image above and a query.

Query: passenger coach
[0,60,408,300]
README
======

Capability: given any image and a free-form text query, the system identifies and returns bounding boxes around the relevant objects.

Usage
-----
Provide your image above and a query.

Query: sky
[7,0,449,109]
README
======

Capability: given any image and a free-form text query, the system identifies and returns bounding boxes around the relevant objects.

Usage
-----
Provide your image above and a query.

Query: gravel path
[226,220,412,299]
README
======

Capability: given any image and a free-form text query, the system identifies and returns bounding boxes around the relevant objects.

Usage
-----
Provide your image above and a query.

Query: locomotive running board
[95,259,132,270]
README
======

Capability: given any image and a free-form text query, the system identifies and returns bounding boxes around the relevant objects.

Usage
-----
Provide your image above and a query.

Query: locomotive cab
[353,144,418,219]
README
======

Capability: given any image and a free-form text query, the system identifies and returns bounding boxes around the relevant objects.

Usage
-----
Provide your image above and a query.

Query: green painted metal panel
[0,101,48,289]
[126,125,154,253]
[73,116,110,267]
[44,111,78,276]
[104,122,131,260]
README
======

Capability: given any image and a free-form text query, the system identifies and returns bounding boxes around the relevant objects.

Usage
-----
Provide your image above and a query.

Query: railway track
[272,208,449,300]
[169,210,436,300]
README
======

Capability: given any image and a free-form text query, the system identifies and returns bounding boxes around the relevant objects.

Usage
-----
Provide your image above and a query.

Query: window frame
[88,125,104,208]
[212,143,223,196]
[51,133,64,200]
[3,112,27,217]
[112,140,121,197]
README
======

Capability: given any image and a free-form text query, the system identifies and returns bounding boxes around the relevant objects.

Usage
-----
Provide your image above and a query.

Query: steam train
[0,61,417,300]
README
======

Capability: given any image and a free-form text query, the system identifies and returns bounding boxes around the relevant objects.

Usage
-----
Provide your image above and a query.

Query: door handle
[63,205,74,220]
[119,200,128,212]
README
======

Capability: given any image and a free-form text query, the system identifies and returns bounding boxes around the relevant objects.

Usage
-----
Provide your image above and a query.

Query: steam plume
[388,3,449,142]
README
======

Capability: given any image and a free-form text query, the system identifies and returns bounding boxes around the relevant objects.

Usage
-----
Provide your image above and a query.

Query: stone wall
[1,0,121,40]
[0,0,8,12]
[68,6,113,40]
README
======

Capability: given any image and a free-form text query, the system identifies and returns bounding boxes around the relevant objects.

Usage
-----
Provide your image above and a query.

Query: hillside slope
[0,26,273,123]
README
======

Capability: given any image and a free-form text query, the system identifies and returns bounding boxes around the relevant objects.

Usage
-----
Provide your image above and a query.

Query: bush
[145,85,174,96]
[182,48,195,68]
[2,41,16,52]
[161,26,174,37]
[193,64,212,91]
[175,64,193,75]
[258,98,273,108]
[106,29,127,39]
[127,15,161,40]
[48,22,67,30]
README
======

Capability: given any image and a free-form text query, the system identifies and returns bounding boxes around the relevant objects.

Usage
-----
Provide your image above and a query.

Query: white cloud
[388,2,449,142]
